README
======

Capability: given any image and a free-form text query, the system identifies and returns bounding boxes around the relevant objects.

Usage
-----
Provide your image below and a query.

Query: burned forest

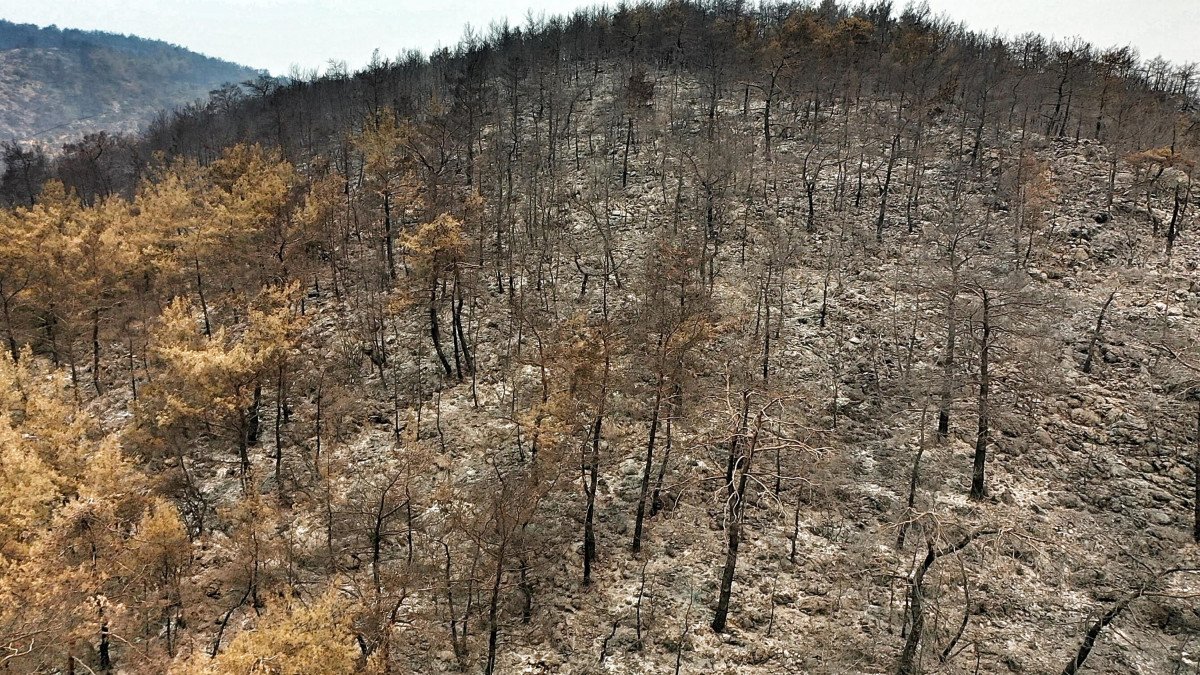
[2,2,1200,673]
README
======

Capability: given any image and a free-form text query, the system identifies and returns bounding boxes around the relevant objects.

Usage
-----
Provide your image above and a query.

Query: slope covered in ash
[0,2,1199,674]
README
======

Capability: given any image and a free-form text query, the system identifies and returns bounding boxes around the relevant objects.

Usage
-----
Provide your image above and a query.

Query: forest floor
[95,76,1200,674]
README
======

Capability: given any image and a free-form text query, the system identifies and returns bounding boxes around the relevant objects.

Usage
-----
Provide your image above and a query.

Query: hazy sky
[1,0,1197,76]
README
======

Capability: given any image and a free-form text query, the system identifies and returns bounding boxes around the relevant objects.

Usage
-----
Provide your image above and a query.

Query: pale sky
[0,0,1196,76]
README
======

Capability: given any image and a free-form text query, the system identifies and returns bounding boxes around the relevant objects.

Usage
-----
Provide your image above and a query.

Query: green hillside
[0,20,259,146]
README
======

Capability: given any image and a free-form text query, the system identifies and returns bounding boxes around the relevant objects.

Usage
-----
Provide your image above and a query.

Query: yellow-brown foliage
[177,590,358,675]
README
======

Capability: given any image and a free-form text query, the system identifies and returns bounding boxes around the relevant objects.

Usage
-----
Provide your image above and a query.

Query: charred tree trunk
[897,407,928,549]
[937,279,958,440]
[452,271,473,375]
[247,384,263,447]
[805,178,817,233]
[484,541,508,675]
[194,258,211,338]
[896,544,934,675]
[712,399,761,633]
[622,117,633,188]
[632,371,664,554]
[1061,595,1136,675]
[1082,291,1116,374]
[1104,152,1118,212]
[650,381,680,518]
[876,133,901,243]
[383,190,396,283]
[1166,183,1185,257]
[583,348,610,585]
[237,410,251,480]
[970,290,991,500]
[274,364,285,490]
[583,413,602,585]
[91,308,102,395]
[896,530,994,675]
[443,542,468,667]
[1,287,19,363]
[429,276,453,377]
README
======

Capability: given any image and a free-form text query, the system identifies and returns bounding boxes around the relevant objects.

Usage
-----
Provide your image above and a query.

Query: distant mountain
[0,20,260,147]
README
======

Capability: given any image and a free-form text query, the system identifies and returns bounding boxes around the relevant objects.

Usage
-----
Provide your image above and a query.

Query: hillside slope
[1,3,1199,675]
[0,21,259,146]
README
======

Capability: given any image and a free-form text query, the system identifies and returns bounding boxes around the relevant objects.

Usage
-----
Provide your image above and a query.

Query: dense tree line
[13,0,1195,197]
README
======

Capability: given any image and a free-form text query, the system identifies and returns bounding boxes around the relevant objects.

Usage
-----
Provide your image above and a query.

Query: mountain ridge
[0,19,260,146]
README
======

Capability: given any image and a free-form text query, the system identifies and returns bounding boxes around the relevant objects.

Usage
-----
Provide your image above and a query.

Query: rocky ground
[80,68,1200,674]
